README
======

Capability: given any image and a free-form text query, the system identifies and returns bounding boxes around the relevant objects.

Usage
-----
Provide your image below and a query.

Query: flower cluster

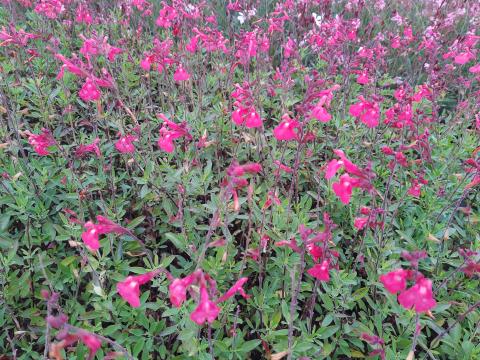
[157,113,192,153]
[349,96,381,128]
[168,269,249,325]
[325,149,375,204]
[380,252,436,313]
[231,82,262,128]
[27,128,56,156]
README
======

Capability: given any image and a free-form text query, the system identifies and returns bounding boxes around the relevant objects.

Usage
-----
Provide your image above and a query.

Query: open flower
[190,286,220,325]
[169,275,195,308]
[349,96,380,128]
[273,115,299,141]
[379,269,408,294]
[115,134,138,154]
[79,79,101,102]
[27,128,55,156]
[397,277,436,313]
[117,271,159,307]
[307,260,330,282]
[81,216,129,251]
[157,113,192,153]
[332,174,360,204]
[75,138,101,158]
[173,65,190,81]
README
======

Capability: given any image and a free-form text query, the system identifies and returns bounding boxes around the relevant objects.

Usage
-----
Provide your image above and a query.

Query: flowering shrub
[0,0,479,359]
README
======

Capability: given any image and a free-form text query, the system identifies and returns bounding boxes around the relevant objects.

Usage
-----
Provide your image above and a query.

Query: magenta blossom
[173,65,190,82]
[332,174,360,204]
[81,216,129,251]
[157,115,192,153]
[307,260,330,282]
[75,138,101,158]
[273,115,299,141]
[79,79,101,102]
[169,275,195,308]
[27,128,56,156]
[115,134,138,154]
[397,277,436,313]
[216,277,249,303]
[349,96,380,128]
[190,286,220,325]
[379,269,409,294]
[116,270,159,307]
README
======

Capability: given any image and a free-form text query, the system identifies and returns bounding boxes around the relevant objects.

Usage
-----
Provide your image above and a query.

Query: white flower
[237,12,247,24]
[312,12,322,27]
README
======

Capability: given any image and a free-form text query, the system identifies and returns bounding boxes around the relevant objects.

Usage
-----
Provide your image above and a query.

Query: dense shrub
[0,0,479,359]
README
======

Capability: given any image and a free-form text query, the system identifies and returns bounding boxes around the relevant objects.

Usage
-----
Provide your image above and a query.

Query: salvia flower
[379,269,409,294]
[81,215,129,251]
[27,128,55,156]
[311,103,332,122]
[273,114,299,141]
[79,79,101,102]
[349,96,380,128]
[397,277,436,313]
[117,270,159,307]
[34,0,65,19]
[307,259,330,282]
[157,113,192,153]
[115,134,138,154]
[75,138,101,158]
[190,286,220,325]
[173,65,190,82]
[216,277,249,302]
[168,270,250,325]
[325,149,374,204]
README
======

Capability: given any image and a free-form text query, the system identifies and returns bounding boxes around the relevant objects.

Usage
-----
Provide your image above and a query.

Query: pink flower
[140,56,153,71]
[217,277,250,303]
[78,330,102,358]
[349,97,380,128]
[157,114,192,153]
[79,79,101,102]
[173,66,190,82]
[245,110,262,128]
[408,180,421,197]
[115,134,138,154]
[116,271,158,307]
[379,269,408,294]
[275,238,301,253]
[332,174,359,204]
[75,4,92,25]
[307,260,330,282]
[311,104,332,122]
[398,277,436,313]
[232,106,262,128]
[28,128,55,156]
[454,52,474,65]
[273,117,299,141]
[169,275,195,307]
[75,138,101,158]
[81,216,129,252]
[469,63,480,74]
[155,3,177,28]
[232,107,248,125]
[325,159,343,180]
[354,217,369,230]
[34,0,64,19]
[190,286,220,325]
[357,71,369,85]
[107,47,123,62]
[186,36,199,53]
